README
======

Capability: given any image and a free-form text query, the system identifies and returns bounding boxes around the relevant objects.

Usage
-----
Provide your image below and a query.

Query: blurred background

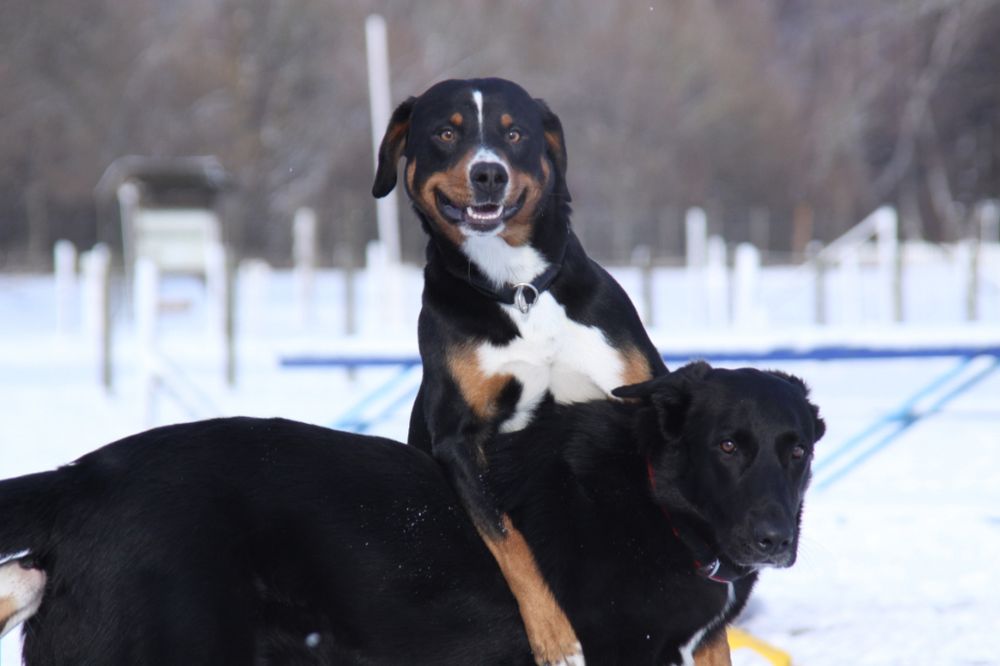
[2,2,1000,665]
[2,0,1000,268]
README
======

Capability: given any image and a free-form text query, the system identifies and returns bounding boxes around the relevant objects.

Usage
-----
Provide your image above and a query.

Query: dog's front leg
[434,433,583,666]
[478,515,582,666]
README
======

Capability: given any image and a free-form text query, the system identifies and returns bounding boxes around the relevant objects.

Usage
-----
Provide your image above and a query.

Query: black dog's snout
[752,518,793,558]
[470,162,508,199]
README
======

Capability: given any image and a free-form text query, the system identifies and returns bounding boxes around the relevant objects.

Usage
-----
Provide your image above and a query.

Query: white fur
[472,89,484,138]
[0,561,46,638]
[550,645,587,666]
[476,293,627,434]
[468,147,506,170]
[676,583,734,666]
[460,235,548,287]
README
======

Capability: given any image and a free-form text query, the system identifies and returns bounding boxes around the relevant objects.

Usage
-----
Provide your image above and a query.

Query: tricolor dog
[0,363,824,665]
[372,77,668,664]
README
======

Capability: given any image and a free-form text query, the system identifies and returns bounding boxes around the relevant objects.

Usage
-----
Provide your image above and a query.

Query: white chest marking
[676,583,734,666]
[460,235,547,287]
[476,293,626,433]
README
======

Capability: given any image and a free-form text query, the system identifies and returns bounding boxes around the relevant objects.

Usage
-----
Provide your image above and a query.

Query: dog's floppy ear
[612,362,711,440]
[372,96,416,198]
[767,370,827,442]
[535,98,571,202]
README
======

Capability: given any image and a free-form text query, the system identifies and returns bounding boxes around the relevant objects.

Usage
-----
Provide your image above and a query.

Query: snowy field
[1,269,998,665]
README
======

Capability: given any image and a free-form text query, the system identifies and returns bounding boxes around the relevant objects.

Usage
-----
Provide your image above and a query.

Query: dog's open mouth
[436,191,524,233]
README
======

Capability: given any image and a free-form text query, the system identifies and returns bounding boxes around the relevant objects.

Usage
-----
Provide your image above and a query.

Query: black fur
[0,364,823,665]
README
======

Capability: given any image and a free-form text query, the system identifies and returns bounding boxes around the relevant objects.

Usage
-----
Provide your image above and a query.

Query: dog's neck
[644,458,755,584]
[421,198,570,307]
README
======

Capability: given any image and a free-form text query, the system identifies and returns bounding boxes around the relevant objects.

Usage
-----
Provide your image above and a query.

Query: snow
[1,268,999,665]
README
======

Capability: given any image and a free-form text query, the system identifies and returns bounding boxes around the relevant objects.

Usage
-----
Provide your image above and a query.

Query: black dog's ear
[372,97,416,198]
[767,370,827,443]
[535,98,571,202]
[613,362,710,440]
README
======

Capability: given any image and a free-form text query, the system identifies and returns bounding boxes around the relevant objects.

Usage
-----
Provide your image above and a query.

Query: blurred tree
[1,0,998,268]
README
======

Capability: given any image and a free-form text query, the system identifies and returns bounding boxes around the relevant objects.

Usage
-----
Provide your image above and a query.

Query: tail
[0,469,63,562]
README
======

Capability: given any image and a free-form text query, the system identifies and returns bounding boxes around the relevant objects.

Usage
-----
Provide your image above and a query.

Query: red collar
[645,459,751,584]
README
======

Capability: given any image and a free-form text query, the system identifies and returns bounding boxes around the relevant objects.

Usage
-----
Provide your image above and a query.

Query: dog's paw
[541,645,585,666]
[530,633,584,666]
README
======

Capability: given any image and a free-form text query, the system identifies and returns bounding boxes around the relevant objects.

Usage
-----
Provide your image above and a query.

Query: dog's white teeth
[466,206,504,221]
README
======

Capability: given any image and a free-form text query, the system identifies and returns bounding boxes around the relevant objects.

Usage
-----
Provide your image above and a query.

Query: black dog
[0,363,823,665]
[373,77,667,663]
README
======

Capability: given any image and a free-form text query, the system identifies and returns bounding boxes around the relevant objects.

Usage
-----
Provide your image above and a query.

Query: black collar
[432,243,564,314]
[645,460,755,584]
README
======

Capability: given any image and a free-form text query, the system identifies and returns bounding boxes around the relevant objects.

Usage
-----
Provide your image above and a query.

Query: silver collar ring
[512,283,540,314]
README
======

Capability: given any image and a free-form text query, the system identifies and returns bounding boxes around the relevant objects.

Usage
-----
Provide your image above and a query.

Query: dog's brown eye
[791,445,806,460]
[436,128,456,142]
[719,440,737,455]
[506,129,522,144]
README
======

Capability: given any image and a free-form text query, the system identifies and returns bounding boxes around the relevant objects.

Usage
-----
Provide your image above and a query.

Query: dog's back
[1,418,531,665]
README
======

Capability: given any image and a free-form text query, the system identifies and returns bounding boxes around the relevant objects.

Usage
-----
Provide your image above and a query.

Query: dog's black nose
[753,519,793,558]
[470,162,508,199]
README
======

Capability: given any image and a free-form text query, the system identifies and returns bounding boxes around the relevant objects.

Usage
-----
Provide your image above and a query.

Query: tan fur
[446,344,514,421]
[450,112,464,126]
[543,130,566,173]
[500,113,514,129]
[499,158,548,247]
[405,160,417,195]
[481,516,580,666]
[383,120,409,166]
[694,630,733,666]
[620,344,654,386]
[0,596,15,634]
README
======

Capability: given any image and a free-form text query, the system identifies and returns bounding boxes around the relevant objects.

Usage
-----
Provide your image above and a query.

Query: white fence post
[837,245,864,325]
[134,258,160,424]
[733,242,763,329]
[955,239,978,322]
[81,244,112,390]
[684,207,708,325]
[874,206,901,322]
[685,207,708,269]
[366,14,401,265]
[706,236,728,327]
[293,207,317,328]
[806,240,827,325]
[204,241,235,386]
[53,240,77,335]
[631,244,654,326]
[239,258,272,339]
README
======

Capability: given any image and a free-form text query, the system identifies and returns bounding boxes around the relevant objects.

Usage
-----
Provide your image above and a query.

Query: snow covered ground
[1,270,998,665]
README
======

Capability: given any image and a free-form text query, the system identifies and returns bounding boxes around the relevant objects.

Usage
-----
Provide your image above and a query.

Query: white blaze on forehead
[472,89,484,136]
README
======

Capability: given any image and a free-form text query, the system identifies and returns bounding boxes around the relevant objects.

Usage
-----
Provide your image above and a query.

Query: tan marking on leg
[694,630,733,666]
[481,516,581,666]
[620,344,654,386]
[447,345,514,421]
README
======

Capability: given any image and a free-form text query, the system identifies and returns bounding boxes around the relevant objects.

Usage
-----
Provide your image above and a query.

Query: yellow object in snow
[727,627,793,666]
